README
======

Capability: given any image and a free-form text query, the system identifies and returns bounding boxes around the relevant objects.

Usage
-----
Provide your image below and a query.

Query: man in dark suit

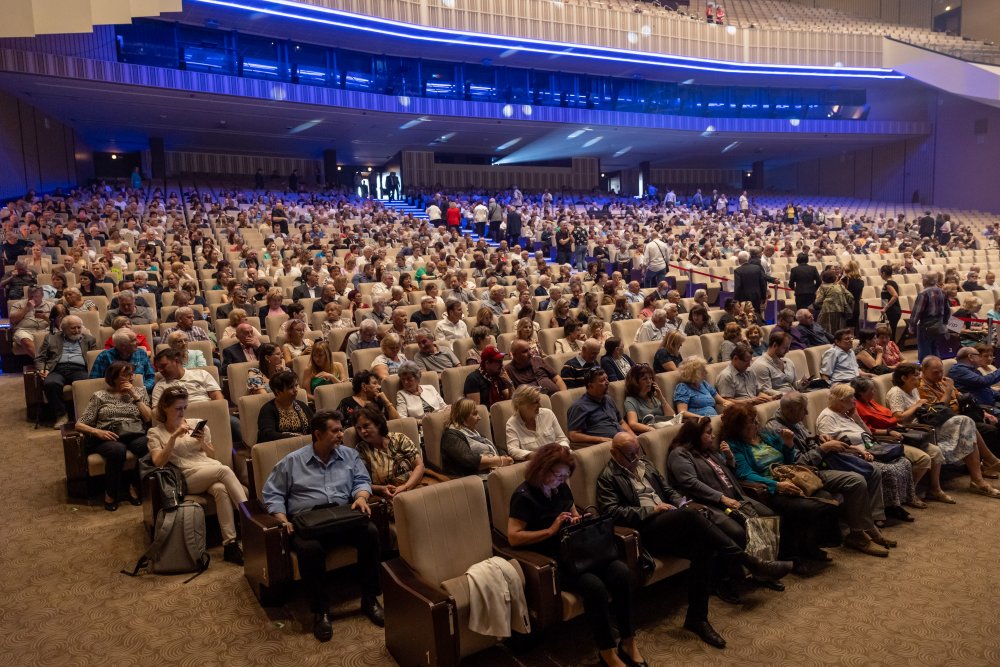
[787,253,821,310]
[505,206,522,248]
[734,250,767,315]
[291,268,322,301]
[216,287,259,320]
[918,211,936,238]
[35,315,98,427]
[222,323,262,372]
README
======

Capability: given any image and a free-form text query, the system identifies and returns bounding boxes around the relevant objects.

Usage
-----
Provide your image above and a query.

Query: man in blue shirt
[90,329,156,392]
[262,410,383,641]
[567,368,633,446]
[949,347,1000,408]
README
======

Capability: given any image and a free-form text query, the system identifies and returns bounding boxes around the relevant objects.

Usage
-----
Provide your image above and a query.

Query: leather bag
[558,510,618,577]
[292,502,368,541]
[769,463,824,496]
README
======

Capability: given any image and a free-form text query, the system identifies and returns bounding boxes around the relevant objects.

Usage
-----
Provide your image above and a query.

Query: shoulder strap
[121,509,178,577]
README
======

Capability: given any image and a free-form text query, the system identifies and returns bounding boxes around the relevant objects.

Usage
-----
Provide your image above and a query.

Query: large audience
[5,180,1000,661]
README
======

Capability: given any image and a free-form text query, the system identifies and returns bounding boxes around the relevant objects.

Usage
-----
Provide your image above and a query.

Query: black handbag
[868,442,904,462]
[916,403,953,428]
[957,394,986,423]
[558,509,618,577]
[292,502,368,541]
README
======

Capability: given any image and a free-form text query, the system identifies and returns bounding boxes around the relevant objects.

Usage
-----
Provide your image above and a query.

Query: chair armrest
[382,558,452,606]
[492,541,562,630]
[382,558,459,667]
[61,425,88,481]
[240,500,293,600]
[613,526,644,584]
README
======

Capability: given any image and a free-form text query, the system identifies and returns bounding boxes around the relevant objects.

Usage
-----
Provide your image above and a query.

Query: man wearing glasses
[948,346,1000,408]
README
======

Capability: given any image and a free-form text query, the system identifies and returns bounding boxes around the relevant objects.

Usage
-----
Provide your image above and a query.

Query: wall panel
[400,151,598,191]
[0,91,83,199]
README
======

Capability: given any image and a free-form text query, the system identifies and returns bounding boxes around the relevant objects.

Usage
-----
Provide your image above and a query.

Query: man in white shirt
[370,272,394,300]
[426,201,442,225]
[739,191,749,213]
[750,331,807,394]
[642,232,670,288]
[625,281,644,304]
[472,200,489,239]
[435,299,469,350]
[635,309,670,343]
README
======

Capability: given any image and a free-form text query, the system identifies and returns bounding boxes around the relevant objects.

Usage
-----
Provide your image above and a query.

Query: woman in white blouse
[394,361,447,423]
[504,385,569,461]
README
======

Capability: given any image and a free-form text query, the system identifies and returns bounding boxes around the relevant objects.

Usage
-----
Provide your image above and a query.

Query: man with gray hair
[763,391,890,558]
[413,328,459,372]
[642,231,670,288]
[908,271,950,361]
[635,309,670,343]
[625,280,644,304]
[90,328,156,392]
[35,314,98,427]
[162,306,211,343]
[102,289,155,328]
[346,319,380,356]
[9,284,53,358]
[364,296,391,326]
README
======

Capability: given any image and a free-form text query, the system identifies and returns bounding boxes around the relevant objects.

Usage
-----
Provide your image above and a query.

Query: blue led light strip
[190,0,905,79]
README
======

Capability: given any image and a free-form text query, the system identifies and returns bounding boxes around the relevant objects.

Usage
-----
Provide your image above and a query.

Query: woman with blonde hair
[477,306,501,338]
[587,316,611,346]
[549,298,572,329]
[320,301,352,334]
[280,319,313,364]
[62,286,97,314]
[514,316,541,356]
[440,398,512,477]
[842,260,865,329]
[717,322,745,363]
[674,357,731,418]
[371,332,407,379]
[301,341,347,399]
[654,330,686,373]
[504,385,568,461]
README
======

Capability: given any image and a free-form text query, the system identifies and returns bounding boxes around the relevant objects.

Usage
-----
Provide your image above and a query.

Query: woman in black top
[879,265,902,341]
[336,370,400,428]
[842,261,865,329]
[508,444,645,667]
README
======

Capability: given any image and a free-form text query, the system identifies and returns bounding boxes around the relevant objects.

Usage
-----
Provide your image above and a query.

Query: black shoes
[313,613,333,642]
[714,580,744,605]
[616,642,649,667]
[755,578,786,592]
[104,500,118,512]
[362,596,384,627]
[684,620,726,649]
[223,542,244,565]
[742,554,794,581]
[805,547,832,562]
[886,506,914,522]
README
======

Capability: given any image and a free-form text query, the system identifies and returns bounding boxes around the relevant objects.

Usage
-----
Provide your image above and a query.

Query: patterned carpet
[3,373,1000,667]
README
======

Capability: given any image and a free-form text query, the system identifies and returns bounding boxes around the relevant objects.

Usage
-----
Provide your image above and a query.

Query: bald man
[596,432,792,648]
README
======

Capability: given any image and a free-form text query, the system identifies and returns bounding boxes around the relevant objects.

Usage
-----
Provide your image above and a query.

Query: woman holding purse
[508,443,645,667]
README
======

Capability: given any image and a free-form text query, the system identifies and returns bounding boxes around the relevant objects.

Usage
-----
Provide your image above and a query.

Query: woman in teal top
[720,403,839,565]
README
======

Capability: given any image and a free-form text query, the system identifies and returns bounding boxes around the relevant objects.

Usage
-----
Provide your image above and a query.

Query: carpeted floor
[3,373,1000,667]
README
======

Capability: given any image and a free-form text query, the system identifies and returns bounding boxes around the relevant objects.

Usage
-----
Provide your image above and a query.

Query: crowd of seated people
[6,181,1000,654]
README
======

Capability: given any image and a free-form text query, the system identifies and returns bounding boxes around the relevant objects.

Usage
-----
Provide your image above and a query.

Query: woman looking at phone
[148,386,248,565]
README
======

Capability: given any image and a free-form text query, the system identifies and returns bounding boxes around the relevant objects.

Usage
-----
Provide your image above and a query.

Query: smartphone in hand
[191,419,208,436]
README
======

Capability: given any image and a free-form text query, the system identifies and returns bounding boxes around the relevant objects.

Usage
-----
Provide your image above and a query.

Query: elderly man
[567,368,632,445]
[534,274,551,297]
[663,304,683,333]
[310,284,340,314]
[364,297,391,326]
[445,274,475,304]
[413,329,459,372]
[716,343,775,403]
[369,270,394,301]
[162,306,212,343]
[9,285,53,358]
[764,392,890,557]
[948,346,1000,408]
[538,286,562,312]
[918,355,1000,455]
[216,286,257,319]
[820,329,867,385]
[410,296,439,327]
[91,329,156,392]
[908,272,950,361]
[624,281,644,304]
[387,308,416,345]
[103,290,155,328]
[559,338,602,389]
[482,285,509,316]
[434,299,468,349]
[35,315,98,427]
[222,323,261,369]
[790,308,834,350]
[598,432,791,648]
[346,319,380,356]
[634,308,670,343]
[751,332,808,394]
[666,290,686,314]
[506,339,566,396]
[262,410,383,641]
